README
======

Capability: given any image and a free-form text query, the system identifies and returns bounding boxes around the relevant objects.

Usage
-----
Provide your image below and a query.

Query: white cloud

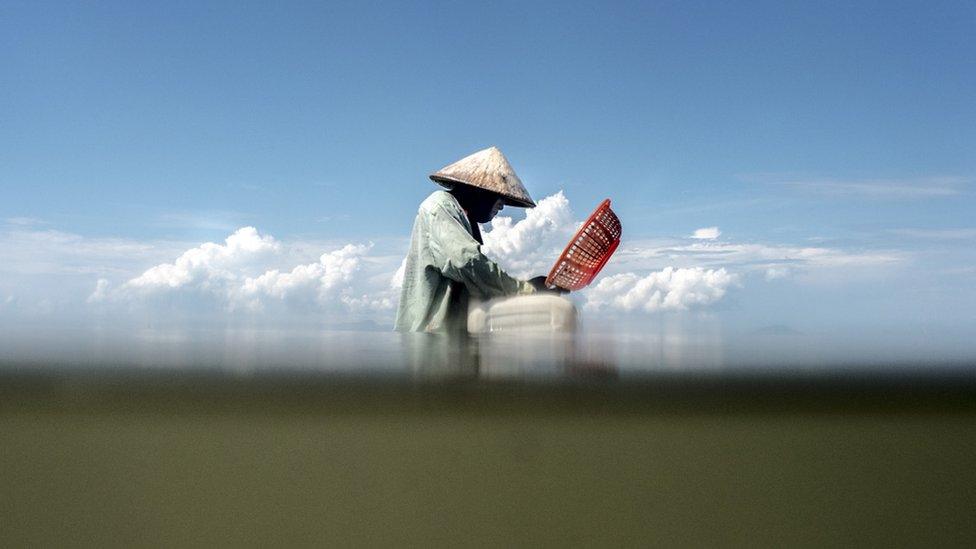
[3,192,916,323]
[238,243,370,310]
[90,228,395,315]
[585,267,737,312]
[610,240,904,277]
[340,293,396,312]
[390,258,407,290]
[747,175,969,198]
[478,195,741,313]
[691,226,721,240]
[482,191,576,278]
[122,226,279,293]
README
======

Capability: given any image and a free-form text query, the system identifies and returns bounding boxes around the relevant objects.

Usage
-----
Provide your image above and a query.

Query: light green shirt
[394,190,535,333]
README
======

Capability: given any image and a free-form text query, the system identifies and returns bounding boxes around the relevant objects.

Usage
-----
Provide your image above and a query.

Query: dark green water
[2,370,975,547]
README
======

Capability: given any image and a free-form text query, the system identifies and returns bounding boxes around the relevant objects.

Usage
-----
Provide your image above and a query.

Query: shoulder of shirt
[419,190,463,218]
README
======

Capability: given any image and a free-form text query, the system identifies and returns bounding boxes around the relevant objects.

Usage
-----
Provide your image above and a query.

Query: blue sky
[1,1,974,357]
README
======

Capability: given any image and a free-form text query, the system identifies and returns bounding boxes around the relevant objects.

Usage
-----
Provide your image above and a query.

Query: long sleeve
[427,202,535,299]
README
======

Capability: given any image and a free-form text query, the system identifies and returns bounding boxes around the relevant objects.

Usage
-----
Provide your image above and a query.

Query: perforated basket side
[546,199,621,291]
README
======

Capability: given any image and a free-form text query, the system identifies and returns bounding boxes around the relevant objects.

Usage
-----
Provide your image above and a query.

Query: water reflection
[403,332,619,381]
[402,333,479,380]
[0,322,973,378]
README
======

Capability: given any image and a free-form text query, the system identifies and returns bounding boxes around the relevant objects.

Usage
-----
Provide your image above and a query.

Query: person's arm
[427,203,535,299]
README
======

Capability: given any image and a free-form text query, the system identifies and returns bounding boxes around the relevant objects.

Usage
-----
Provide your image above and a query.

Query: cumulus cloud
[482,191,576,277]
[480,193,740,312]
[123,227,279,293]
[691,226,721,240]
[585,267,736,313]
[90,227,392,314]
[238,243,370,310]
[476,194,740,313]
[40,191,908,322]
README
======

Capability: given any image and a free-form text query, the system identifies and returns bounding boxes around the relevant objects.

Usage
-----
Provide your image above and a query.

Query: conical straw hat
[429,146,536,208]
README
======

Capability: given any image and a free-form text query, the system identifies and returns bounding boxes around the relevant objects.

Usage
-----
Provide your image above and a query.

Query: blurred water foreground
[2,324,976,546]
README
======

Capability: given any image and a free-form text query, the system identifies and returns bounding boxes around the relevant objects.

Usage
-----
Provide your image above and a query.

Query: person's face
[468,193,504,223]
[487,198,504,221]
[452,186,507,223]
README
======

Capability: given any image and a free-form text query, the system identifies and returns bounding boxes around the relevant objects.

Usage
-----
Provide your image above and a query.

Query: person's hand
[528,276,568,294]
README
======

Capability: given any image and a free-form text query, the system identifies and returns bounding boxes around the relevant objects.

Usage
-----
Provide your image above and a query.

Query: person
[395,146,555,334]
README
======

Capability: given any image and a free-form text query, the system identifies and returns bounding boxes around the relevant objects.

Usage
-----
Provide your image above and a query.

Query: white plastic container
[468,295,579,378]
[467,294,577,335]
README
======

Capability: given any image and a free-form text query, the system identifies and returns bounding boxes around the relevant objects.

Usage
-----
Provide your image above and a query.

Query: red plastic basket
[546,199,622,291]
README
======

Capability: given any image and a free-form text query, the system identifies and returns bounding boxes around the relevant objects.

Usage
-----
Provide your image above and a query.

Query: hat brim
[429,175,536,208]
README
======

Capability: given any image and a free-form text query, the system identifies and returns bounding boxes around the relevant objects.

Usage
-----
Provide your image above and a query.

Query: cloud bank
[89,227,393,314]
[0,191,914,323]
[89,192,744,318]
[585,267,736,312]
[122,227,279,293]
[480,198,741,313]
